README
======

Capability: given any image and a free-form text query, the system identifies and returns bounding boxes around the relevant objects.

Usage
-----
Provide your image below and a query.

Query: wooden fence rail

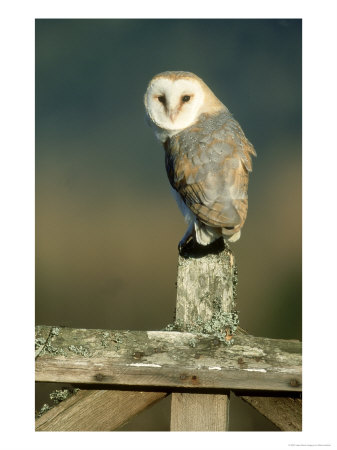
[35,326,301,392]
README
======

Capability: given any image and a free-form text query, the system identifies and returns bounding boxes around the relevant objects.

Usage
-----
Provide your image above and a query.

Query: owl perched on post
[144,71,256,252]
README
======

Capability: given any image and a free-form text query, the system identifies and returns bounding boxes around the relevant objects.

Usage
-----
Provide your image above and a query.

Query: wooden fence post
[170,239,237,431]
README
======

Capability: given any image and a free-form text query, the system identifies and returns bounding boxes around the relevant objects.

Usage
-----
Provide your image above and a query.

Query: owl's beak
[169,109,178,122]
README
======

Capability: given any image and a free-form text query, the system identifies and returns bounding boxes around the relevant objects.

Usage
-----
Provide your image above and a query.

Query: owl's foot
[178,223,195,255]
[178,235,194,255]
[179,236,226,258]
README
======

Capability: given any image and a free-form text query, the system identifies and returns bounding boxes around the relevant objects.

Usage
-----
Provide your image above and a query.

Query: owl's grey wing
[165,112,256,234]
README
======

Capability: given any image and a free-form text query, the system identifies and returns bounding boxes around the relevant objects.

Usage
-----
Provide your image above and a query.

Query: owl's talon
[178,242,184,254]
[178,235,194,255]
[178,242,187,255]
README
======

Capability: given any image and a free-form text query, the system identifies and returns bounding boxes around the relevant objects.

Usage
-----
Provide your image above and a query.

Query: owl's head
[144,71,226,139]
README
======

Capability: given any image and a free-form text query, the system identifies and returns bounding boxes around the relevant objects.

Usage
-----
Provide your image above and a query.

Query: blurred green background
[35,19,301,431]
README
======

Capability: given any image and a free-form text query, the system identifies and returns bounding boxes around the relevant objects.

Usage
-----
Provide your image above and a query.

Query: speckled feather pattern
[164,111,256,235]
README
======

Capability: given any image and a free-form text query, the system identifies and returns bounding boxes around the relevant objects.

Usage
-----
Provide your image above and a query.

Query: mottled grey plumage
[164,111,256,239]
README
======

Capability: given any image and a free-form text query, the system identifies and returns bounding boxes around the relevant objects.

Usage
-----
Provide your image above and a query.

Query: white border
[1,1,336,449]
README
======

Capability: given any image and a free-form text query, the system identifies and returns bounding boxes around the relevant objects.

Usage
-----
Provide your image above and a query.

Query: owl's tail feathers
[194,220,242,246]
[220,224,242,242]
[194,221,222,246]
[227,230,241,242]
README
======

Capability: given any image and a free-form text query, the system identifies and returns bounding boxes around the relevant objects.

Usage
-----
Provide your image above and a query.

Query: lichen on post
[169,238,239,342]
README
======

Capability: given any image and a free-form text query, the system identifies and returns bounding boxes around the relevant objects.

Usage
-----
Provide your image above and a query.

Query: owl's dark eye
[182,95,191,102]
[158,95,166,104]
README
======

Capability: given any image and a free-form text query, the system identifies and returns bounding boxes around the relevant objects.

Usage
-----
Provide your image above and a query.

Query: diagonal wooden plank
[35,388,167,431]
[239,395,302,431]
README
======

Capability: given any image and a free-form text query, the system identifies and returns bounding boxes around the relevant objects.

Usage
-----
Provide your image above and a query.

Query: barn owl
[144,71,256,252]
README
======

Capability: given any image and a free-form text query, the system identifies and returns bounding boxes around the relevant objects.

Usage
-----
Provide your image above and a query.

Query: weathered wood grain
[240,395,302,431]
[175,240,237,331]
[35,326,302,392]
[35,388,167,431]
[171,392,230,431]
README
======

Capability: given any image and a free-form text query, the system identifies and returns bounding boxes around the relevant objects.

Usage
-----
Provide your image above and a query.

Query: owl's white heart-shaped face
[145,71,227,141]
[144,76,205,132]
